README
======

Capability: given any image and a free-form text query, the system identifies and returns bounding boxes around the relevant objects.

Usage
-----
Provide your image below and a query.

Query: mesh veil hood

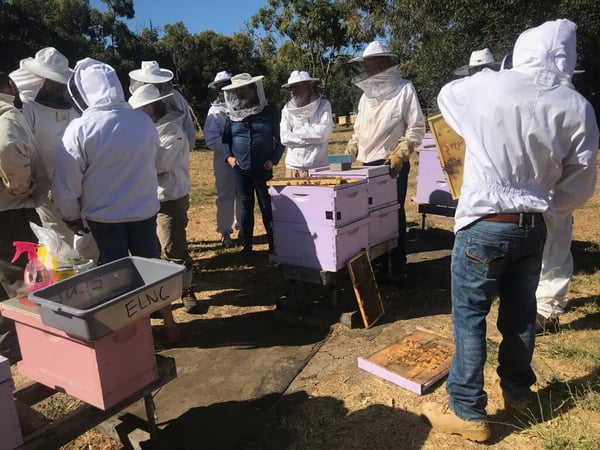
[68,58,125,112]
[512,19,577,80]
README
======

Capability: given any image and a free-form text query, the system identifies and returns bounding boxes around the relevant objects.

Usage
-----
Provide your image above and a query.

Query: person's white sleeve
[0,111,34,197]
[437,80,467,137]
[204,111,223,151]
[280,102,334,147]
[552,105,599,214]
[156,123,188,174]
[402,82,426,149]
[53,127,85,221]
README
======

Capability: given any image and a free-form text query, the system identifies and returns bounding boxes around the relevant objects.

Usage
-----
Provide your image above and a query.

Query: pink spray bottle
[12,241,53,291]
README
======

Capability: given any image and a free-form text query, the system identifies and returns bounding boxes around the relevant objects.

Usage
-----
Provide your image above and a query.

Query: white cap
[129,61,174,83]
[282,70,319,88]
[209,71,232,88]
[128,84,173,109]
[20,47,73,84]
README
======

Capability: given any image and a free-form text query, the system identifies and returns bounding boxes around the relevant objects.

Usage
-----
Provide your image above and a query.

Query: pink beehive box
[309,165,397,210]
[269,179,368,227]
[369,203,400,246]
[270,217,369,271]
[0,299,157,410]
[0,355,23,449]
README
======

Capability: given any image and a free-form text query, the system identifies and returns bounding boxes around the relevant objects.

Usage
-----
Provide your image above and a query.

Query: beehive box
[29,257,184,340]
[270,217,369,271]
[0,355,23,448]
[358,327,454,394]
[413,134,458,208]
[309,165,397,210]
[368,203,400,246]
[1,301,158,410]
[269,179,368,227]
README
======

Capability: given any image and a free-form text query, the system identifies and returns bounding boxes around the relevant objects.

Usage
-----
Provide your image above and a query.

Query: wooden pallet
[14,355,176,449]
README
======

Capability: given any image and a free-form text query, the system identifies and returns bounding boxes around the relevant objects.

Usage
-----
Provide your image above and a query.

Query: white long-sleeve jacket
[281,94,333,170]
[353,70,425,163]
[53,58,160,223]
[438,19,599,233]
[204,100,228,152]
[0,94,48,211]
[155,115,190,202]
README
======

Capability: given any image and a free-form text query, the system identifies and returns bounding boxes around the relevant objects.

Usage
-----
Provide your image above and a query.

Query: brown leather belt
[482,213,544,225]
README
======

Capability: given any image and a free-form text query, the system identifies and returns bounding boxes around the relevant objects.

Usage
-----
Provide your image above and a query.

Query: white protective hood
[512,18,576,84]
[68,58,126,113]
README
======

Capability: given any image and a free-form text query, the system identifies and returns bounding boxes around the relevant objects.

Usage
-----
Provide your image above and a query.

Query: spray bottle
[12,241,53,291]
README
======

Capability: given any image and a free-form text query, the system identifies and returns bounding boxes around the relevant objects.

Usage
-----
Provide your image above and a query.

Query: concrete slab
[106,311,328,449]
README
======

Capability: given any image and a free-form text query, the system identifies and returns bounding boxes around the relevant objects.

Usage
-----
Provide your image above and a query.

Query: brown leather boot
[421,402,491,442]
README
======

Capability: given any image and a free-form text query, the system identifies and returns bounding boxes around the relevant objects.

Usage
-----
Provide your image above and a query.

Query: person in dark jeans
[221,73,284,256]
[346,41,426,282]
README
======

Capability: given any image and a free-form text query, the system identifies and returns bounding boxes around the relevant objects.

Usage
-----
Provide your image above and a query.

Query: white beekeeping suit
[204,71,240,247]
[129,61,198,150]
[10,47,99,261]
[280,70,334,174]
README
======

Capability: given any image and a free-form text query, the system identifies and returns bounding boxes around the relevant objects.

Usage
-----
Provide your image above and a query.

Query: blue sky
[90,0,271,36]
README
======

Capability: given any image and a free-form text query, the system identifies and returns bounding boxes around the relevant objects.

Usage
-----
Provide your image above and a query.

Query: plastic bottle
[12,241,53,291]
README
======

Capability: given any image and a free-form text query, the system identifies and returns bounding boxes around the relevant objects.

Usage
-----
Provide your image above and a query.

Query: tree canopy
[1,0,599,124]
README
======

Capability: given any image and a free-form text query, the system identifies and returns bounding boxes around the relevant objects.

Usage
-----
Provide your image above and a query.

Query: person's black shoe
[239,247,253,257]
[536,314,560,335]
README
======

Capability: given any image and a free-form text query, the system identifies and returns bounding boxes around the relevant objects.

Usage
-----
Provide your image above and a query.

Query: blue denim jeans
[447,219,546,420]
[233,167,273,252]
[87,216,159,264]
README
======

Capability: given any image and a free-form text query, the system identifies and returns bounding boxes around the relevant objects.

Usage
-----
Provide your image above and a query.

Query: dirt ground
[10,127,600,449]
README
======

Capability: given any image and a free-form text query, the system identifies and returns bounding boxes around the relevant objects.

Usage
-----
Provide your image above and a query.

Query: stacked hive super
[268,165,399,272]
[412,132,458,208]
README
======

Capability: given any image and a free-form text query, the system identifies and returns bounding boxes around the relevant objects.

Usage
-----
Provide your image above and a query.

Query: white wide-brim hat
[21,47,73,84]
[128,83,173,109]
[221,73,264,91]
[454,48,500,76]
[209,70,232,88]
[349,41,398,63]
[129,61,174,83]
[282,70,319,88]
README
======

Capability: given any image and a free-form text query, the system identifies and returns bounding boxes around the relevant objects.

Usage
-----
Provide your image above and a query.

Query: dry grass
[9,126,599,449]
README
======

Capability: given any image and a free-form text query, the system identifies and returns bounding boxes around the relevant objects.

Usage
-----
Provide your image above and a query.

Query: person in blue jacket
[221,73,284,255]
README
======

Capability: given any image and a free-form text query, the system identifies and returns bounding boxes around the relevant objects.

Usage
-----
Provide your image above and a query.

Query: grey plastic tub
[28,257,184,341]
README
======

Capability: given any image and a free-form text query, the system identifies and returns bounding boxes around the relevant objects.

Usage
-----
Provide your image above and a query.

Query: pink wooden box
[309,165,397,210]
[270,217,369,271]
[1,301,157,410]
[369,203,400,246]
[0,355,23,449]
[269,180,368,227]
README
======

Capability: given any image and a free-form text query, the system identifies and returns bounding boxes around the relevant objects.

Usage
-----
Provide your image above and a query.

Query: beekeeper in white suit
[422,19,598,442]
[346,41,425,282]
[280,70,334,177]
[129,61,197,150]
[9,47,99,261]
[204,71,241,248]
